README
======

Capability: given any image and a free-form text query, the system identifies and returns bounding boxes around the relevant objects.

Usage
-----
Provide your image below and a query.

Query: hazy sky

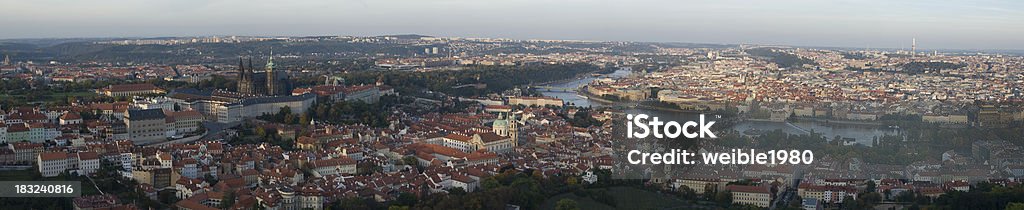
[2,0,1022,50]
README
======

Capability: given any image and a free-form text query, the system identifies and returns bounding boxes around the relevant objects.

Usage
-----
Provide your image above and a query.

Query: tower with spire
[2,54,9,66]
[492,111,519,148]
[265,50,279,95]
[236,51,289,96]
[237,57,255,94]
[509,112,518,147]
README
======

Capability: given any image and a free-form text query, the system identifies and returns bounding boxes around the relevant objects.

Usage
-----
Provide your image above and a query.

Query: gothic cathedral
[237,52,290,96]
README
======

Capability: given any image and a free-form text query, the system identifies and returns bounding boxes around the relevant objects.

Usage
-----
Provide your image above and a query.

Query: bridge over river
[528,85,580,92]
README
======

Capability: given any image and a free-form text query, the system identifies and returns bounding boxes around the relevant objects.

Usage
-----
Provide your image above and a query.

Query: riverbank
[537,74,594,86]
[574,89,708,114]
[540,69,902,146]
[791,117,886,126]
[574,88,616,104]
[633,102,708,114]
[535,67,620,86]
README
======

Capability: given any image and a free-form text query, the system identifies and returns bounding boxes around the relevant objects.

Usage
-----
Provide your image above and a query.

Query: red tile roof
[39,152,68,161]
[477,132,508,143]
[444,133,472,142]
[77,152,99,160]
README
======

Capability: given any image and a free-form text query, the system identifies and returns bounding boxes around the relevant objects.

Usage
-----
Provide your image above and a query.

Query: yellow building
[726,185,772,208]
[99,83,165,97]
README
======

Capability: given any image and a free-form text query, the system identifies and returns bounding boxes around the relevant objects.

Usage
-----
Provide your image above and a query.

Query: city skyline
[1,0,1022,50]
[1,1,1024,209]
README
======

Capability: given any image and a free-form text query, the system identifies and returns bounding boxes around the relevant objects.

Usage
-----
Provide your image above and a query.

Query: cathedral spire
[266,50,278,96]
[265,49,275,70]
[238,56,252,94]
[238,57,245,72]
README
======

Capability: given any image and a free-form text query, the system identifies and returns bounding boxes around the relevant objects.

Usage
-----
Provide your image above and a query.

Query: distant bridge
[452,83,487,89]
[530,85,579,92]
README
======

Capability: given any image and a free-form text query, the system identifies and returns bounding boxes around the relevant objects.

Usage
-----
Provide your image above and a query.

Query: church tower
[509,112,518,147]
[491,111,519,148]
[265,51,278,95]
[492,112,509,136]
[237,57,254,94]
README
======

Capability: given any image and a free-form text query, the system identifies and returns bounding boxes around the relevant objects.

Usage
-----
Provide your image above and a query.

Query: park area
[540,186,714,210]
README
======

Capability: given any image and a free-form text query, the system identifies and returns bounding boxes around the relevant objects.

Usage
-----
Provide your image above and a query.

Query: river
[538,68,900,146]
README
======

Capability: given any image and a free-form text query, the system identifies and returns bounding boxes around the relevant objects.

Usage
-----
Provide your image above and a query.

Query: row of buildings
[165,89,316,124]
[124,109,204,144]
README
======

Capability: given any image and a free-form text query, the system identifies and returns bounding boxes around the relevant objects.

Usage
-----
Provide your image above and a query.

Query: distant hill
[380,34,433,39]
[0,38,430,64]
[745,47,814,68]
[0,38,117,47]
[652,42,734,49]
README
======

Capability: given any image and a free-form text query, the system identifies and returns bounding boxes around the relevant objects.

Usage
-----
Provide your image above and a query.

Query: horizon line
[2,34,1023,53]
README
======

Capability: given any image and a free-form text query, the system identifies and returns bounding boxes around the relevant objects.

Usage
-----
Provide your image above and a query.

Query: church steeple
[265,49,275,70]
[265,50,279,96]
[238,57,254,95]
[509,111,518,147]
[238,57,246,76]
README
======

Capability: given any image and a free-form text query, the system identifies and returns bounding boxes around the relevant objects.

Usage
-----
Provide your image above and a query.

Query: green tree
[394,192,417,207]
[1006,203,1024,210]
[715,190,733,206]
[678,186,698,200]
[840,196,859,210]
[566,176,578,186]
[388,206,410,210]
[555,199,579,210]
[865,180,876,193]
[339,197,371,210]
[481,177,501,190]
[858,192,883,207]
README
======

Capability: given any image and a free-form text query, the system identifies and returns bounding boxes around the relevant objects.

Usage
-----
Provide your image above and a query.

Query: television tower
[911,38,916,57]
